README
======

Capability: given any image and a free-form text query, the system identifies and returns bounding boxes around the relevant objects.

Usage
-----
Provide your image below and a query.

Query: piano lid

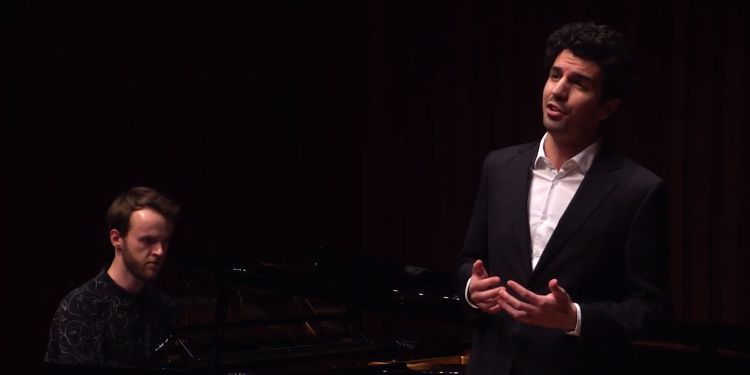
[159,251,472,374]
[174,251,467,323]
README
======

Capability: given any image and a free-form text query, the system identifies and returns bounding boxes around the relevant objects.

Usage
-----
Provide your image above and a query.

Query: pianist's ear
[110,229,123,251]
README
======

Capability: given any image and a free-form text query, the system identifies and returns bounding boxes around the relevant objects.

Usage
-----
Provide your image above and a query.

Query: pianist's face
[118,208,173,281]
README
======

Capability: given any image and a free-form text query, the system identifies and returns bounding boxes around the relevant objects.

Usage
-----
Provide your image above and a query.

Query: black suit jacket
[457,141,669,375]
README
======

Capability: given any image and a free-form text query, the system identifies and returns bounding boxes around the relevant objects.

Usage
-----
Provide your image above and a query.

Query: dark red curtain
[3,1,749,373]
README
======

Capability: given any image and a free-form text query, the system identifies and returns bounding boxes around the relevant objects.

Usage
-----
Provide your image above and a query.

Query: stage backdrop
[3,1,749,373]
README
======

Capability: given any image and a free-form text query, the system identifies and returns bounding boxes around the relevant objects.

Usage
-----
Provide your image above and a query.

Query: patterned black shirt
[45,268,177,367]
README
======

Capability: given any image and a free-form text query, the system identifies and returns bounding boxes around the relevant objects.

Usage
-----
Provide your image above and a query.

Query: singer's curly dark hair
[545,22,635,102]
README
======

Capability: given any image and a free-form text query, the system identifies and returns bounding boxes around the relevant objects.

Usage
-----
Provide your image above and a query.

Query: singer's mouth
[546,102,565,114]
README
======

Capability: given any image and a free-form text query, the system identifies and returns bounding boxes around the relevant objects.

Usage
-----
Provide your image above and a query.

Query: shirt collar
[96,266,147,300]
[534,132,602,174]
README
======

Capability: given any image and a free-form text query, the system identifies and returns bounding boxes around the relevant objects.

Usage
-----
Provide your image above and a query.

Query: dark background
[3,1,749,373]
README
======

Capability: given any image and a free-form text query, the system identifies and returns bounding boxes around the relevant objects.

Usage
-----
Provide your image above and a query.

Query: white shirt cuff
[564,303,581,336]
[464,277,479,309]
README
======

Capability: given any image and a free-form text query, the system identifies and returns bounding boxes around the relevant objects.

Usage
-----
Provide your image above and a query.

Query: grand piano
[155,251,472,374]
[44,251,750,374]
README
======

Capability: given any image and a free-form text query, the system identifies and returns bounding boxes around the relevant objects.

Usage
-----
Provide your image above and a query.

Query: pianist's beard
[121,239,164,282]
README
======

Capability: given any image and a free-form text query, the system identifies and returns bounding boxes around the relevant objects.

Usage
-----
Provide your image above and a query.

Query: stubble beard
[542,110,567,132]
[121,243,162,282]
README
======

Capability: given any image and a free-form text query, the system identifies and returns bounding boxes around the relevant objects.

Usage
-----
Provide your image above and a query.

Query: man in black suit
[457,22,669,374]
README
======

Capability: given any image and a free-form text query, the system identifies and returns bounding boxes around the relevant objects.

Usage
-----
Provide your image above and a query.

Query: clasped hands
[468,259,577,332]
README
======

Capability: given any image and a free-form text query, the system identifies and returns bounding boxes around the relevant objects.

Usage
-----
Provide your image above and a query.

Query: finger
[476,298,502,314]
[470,276,501,292]
[496,294,526,319]
[498,287,537,314]
[472,259,488,278]
[485,303,504,314]
[506,280,543,305]
[471,286,502,302]
[548,279,569,300]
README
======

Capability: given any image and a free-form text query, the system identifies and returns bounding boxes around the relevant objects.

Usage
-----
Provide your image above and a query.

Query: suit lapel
[505,143,538,282]
[529,147,623,282]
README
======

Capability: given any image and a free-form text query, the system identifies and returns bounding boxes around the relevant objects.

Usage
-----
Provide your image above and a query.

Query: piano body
[163,252,472,374]
[44,251,750,374]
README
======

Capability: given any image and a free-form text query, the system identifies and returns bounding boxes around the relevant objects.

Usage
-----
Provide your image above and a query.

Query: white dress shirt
[529,132,600,269]
[465,133,602,336]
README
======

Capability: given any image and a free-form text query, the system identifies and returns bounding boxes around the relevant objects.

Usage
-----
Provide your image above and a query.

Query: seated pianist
[45,187,181,368]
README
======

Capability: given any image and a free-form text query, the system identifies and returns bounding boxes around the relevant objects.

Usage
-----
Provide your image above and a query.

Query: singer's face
[542,49,619,144]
